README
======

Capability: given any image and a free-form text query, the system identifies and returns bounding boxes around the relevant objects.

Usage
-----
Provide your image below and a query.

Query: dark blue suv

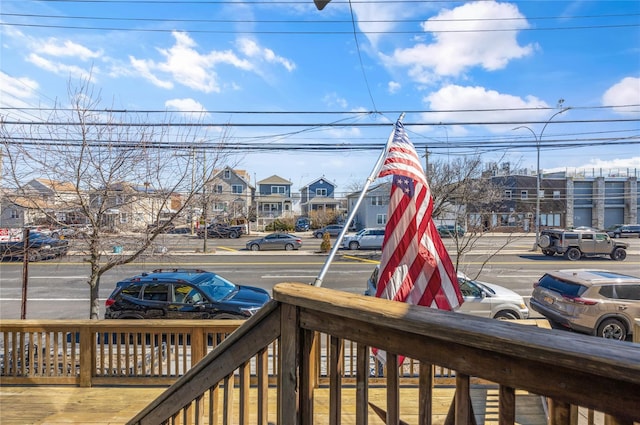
[105,269,270,319]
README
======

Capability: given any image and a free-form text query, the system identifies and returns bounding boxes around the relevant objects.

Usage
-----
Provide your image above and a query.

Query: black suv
[607,224,640,239]
[196,223,244,239]
[105,269,270,319]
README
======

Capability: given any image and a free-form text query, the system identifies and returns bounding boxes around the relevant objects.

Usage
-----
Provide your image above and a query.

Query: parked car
[245,233,302,251]
[538,228,628,261]
[313,225,344,238]
[0,231,69,262]
[104,268,271,319]
[295,217,310,232]
[437,225,465,238]
[147,221,176,234]
[530,269,640,340]
[607,224,640,238]
[364,266,529,320]
[197,223,244,239]
[342,228,385,250]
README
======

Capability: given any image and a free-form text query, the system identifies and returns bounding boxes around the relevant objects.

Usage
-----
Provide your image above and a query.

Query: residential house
[345,182,391,230]
[89,182,183,231]
[299,177,341,216]
[255,175,293,230]
[207,167,254,225]
[0,179,85,227]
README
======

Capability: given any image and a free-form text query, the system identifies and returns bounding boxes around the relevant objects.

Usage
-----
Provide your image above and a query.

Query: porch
[1,283,639,424]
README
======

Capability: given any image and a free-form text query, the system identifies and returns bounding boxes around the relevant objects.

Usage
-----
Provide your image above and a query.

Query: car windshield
[197,274,238,302]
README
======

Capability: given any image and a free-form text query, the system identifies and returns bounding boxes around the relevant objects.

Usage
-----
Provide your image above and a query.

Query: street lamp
[513,107,570,251]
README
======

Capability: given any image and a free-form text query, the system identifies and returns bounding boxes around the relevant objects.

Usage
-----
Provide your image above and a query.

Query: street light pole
[514,107,570,251]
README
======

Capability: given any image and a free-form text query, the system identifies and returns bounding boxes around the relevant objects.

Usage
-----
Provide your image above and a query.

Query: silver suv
[538,228,628,261]
[530,269,640,340]
[342,228,385,250]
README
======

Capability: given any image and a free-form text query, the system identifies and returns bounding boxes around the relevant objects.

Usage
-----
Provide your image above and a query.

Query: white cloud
[26,54,95,82]
[323,92,348,108]
[0,72,39,110]
[388,81,401,94]
[128,32,295,93]
[165,98,211,120]
[384,1,535,83]
[423,84,549,132]
[236,38,296,72]
[602,77,640,115]
[35,38,102,61]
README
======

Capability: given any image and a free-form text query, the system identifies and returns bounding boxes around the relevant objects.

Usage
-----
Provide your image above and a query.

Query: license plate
[543,296,554,304]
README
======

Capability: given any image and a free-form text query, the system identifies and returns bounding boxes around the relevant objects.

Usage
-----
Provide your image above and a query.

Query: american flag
[375,120,463,311]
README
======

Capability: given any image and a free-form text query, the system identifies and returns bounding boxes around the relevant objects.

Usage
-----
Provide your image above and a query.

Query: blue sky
[1,0,639,195]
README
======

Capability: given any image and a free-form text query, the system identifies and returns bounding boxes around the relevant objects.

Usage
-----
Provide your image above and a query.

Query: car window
[198,274,237,301]
[565,233,579,240]
[121,283,143,299]
[581,233,593,240]
[142,283,169,301]
[537,274,587,297]
[595,233,608,241]
[599,285,640,300]
[458,278,482,297]
[173,283,192,303]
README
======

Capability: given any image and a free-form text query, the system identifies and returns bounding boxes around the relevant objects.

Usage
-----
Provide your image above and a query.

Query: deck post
[279,303,299,425]
[79,326,93,387]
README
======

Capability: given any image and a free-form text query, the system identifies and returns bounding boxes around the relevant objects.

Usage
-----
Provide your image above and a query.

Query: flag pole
[313,113,405,287]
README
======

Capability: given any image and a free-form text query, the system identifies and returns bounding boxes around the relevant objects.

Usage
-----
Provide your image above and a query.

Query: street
[1,233,639,320]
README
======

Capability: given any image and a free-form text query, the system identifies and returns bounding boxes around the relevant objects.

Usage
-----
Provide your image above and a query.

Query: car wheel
[494,310,519,320]
[315,233,323,239]
[349,241,360,250]
[565,247,581,261]
[51,232,59,239]
[542,249,555,256]
[538,234,551,248]
[27,249,41,262]
[284,243,294,251]
[229,231,238,238]
[250,244,260,251]
[613,233,620,238]
[610,247,627,261]
[597,318,627,341]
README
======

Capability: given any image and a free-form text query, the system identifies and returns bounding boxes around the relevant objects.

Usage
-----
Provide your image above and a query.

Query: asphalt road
[1,233,639,320]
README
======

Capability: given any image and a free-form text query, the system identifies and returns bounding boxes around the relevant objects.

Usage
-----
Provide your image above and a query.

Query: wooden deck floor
[0,385,547,424]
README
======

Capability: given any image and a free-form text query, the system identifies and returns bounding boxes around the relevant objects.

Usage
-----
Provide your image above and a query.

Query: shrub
[320,232,331,253]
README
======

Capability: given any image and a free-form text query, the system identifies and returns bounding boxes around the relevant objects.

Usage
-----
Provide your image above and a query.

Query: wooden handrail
[2,283,639,424]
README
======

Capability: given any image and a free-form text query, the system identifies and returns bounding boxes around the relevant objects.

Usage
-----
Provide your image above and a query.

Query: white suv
[342,228,385,250]
[365,266,529,320]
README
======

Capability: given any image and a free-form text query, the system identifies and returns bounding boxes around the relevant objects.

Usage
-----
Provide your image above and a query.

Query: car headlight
[241,306,261,316]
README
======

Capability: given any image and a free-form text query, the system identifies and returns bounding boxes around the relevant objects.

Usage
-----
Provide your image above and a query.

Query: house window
[215,185,223,194]
[504,190,512,200]
[316,188,327,196]
[214,202,226,211]
[371,196,383,206]
[232,185,243,194]
[553,190,561,199]
[376,214,387,225]
[538,190,545,199]
[120,213,129,224]
[9,209,19,219]
[521,190,528,200]
[271,186,286,194]
[116,194,125,205]
[223,169,231,179]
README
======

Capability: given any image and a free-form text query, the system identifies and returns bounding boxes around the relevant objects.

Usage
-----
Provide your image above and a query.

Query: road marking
[215,246,238,252]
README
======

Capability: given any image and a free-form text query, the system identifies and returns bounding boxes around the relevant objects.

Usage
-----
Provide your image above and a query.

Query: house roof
[302,196,340,206]
[300,176,337,190]
[29,178,77,193]
[212,167,254,187]
[257,175,292,185]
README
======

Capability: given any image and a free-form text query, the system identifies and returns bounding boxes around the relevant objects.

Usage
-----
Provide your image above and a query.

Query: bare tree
[0,78,232,319]
[427,155,526,276]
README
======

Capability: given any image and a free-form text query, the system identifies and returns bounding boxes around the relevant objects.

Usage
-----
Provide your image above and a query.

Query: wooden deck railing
[125,283,639,425]
[2,284,639,424]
